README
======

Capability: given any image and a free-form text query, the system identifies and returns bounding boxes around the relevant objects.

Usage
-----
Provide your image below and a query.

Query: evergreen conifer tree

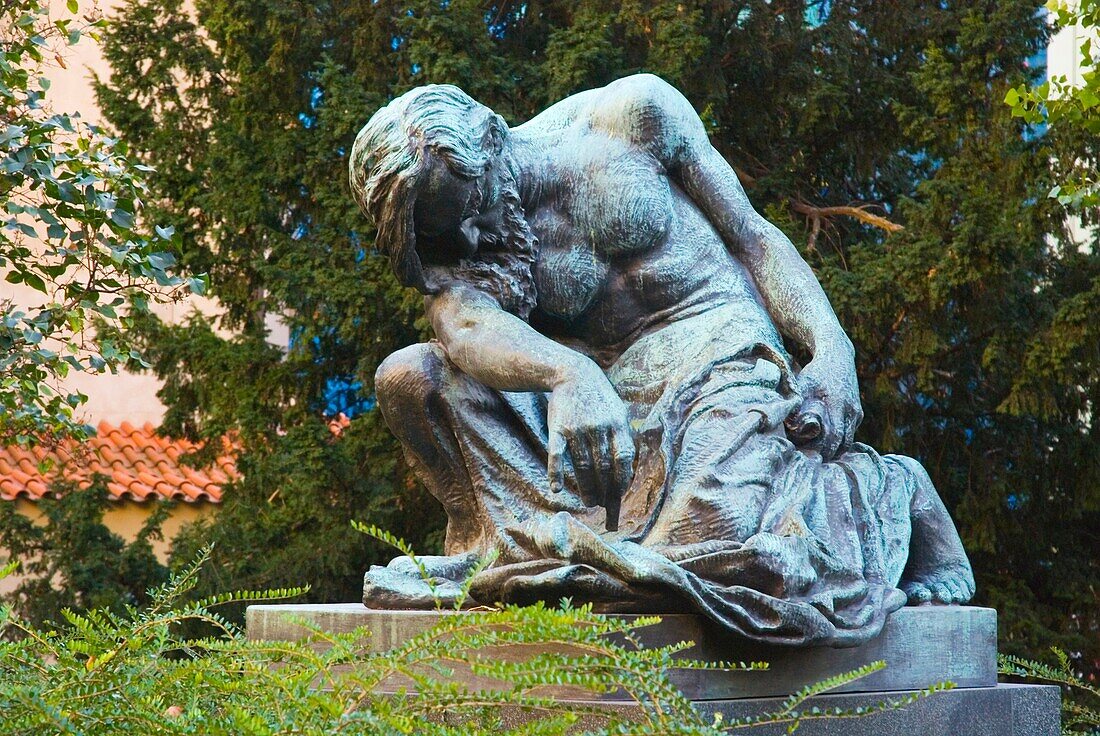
[96,0,1098,671]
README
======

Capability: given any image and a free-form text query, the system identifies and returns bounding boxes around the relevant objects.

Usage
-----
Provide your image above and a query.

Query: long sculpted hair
[349,85,537,317]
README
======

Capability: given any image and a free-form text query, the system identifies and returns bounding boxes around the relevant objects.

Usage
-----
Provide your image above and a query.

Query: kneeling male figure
[350,75,974,646]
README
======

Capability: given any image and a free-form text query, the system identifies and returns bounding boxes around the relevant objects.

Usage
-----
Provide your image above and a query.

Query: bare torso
[512,83,782,367]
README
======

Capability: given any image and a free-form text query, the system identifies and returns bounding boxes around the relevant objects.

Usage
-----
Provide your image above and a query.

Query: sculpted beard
[423,175,538,320]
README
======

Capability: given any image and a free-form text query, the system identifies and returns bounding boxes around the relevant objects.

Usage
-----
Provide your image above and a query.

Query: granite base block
[246,604,998,700]
[694,684,1059,736]
[245,604,1059,734]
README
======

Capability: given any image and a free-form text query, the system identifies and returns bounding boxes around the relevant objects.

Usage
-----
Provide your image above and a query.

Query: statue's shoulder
[522,75,701,162]
[595,73,687,110]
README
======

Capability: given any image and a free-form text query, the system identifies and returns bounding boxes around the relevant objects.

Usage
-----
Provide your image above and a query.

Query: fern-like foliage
[0,540,949,734]
[1000,648,1100,734]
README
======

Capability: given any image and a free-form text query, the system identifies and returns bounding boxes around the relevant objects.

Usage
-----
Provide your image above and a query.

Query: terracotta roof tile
[0,422,236,503]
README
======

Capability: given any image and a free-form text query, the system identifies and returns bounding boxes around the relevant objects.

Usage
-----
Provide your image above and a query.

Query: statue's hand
[790,348,863,461]
[548,363,635,531]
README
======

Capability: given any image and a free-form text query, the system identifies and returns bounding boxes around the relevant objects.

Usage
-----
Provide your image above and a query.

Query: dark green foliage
[812,2,1100,672]
[166,403,442,607]
[0,479,169,626]
[94,0,1098,675]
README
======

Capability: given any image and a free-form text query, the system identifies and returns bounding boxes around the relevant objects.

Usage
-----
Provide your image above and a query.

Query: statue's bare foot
[901,562,975,605]
[898,463,976,606]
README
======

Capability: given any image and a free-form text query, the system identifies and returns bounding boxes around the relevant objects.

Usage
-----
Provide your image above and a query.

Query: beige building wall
[12,496,214,556]
[0,499,214,596]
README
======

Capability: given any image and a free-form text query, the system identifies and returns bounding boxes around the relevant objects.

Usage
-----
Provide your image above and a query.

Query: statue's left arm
[598,75,863,458]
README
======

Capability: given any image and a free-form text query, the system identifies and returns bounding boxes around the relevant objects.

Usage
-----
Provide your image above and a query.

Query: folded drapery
[366,304,919,647]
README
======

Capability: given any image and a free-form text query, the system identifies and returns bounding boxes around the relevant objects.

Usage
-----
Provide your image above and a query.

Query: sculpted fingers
[569,431,600,506]
[840,409,857,455]
[822,407,844,461]
[902,581,933,605]
[961,574,976,601]
[785,398,824,446]
[942,579,966,604]
[544,373,631,514]
[611,432,636,496]
[593,428,614,484]
[845,401,864,448]
[548,429,568,493]
[607,430,635,532]
[589,427,613,509]
[929,581,953,605]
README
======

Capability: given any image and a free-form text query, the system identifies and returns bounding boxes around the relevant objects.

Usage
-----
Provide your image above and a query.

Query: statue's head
[350,85,535,314]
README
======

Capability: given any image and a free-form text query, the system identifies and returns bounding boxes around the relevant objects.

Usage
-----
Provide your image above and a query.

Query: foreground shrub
[0,549,949,735]
[0,479,169,626]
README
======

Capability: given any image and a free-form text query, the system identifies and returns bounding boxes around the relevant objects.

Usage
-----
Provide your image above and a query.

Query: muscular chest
[528,136,674,321]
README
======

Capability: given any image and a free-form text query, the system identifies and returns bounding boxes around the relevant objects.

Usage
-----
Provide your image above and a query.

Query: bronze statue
[349,75,975,646]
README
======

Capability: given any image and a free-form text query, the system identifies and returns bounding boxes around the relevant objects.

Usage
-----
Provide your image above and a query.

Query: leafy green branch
[1005,0,1100,209]
[0,530,956,734]
[1,0,205,447]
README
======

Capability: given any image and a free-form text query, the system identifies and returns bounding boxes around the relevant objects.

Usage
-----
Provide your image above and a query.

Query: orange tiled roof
[0,421,236,503]
[327,413,351,437]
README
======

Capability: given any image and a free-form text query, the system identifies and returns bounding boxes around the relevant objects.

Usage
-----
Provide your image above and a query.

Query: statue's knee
[375,343,445,414]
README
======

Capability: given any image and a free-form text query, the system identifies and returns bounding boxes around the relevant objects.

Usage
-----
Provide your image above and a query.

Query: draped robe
[365,301,921,647]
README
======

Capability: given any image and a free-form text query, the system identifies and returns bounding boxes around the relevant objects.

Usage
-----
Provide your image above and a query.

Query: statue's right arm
[426,283,595,394]
[427,283,634,526]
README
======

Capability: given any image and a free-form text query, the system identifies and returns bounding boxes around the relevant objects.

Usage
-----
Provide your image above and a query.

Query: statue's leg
[891,456,976,605]
[375,342,586,559]
[375,342,479,553]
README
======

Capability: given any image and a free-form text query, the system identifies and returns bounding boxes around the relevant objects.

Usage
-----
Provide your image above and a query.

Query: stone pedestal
[245,604,1059,734]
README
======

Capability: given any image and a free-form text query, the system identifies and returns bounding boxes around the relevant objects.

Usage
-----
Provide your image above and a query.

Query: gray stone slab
[246,604,997,700]
[692,684,1060,735]
[487,684,1060,735]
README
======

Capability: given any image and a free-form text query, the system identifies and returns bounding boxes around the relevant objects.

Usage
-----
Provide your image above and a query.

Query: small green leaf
[188,275,208,295]
[1077,87,1100,110]
[147,251,176,271]
[110,208,134,228]
[22,272,46,293]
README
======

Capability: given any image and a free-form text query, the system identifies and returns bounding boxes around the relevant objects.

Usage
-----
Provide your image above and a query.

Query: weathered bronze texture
[349,75,975,646]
